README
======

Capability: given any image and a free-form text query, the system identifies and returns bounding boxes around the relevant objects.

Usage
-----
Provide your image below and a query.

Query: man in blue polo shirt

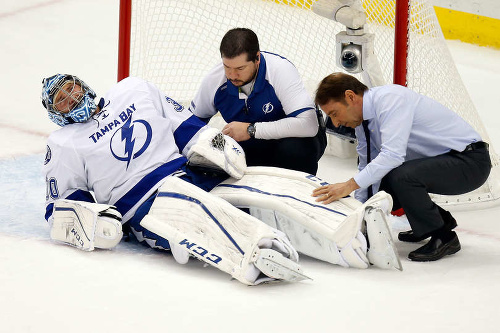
[189,28,326,175]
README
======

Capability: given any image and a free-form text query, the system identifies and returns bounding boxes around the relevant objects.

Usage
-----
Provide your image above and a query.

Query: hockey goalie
[48,127,401,285]
[42,74,401,288]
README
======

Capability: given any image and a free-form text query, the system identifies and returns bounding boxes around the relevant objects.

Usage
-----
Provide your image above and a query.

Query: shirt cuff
[353,171,371,189]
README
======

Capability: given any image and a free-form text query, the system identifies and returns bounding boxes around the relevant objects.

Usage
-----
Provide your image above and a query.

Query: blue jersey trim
[252,53,267,93]
[196,116,211,124]
[45,203,54,222]
[45,189,95,222]
[216,184,348,217]
[157,191,245,255]
[287,107,314,118]
[173,115,206,152]
[67,189,95,202]
[114,157,187,216]
[127,194,172,250]
[261,50,290,62]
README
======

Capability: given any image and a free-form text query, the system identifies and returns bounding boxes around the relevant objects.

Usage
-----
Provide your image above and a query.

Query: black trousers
[379,146,491,237]
[239,127,327,175]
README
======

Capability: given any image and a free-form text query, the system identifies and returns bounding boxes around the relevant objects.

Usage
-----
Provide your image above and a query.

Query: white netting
[128,0,500,207]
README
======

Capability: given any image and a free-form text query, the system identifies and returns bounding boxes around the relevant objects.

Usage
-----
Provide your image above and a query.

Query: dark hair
[220,28,260,62]
[315,72,369,105]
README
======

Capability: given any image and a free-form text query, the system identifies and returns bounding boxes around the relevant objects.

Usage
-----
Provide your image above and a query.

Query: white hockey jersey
[43,77,207,224]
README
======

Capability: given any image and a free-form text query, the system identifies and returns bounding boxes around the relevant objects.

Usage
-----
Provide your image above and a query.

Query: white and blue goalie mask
[41,74,98,126]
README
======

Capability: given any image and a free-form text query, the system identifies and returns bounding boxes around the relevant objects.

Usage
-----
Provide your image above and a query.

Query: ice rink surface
[0,1,499,332]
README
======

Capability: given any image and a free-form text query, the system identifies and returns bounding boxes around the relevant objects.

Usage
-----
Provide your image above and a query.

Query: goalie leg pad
[211,167,402,270]
[338,231,370,269]
[250,207,369,268]
[210,166,370,268]
[51,200,123,251]
[140,176,308,285]
[365,207,403,271]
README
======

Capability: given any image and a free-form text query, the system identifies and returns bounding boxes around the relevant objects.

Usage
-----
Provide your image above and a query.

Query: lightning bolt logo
[121,117,135,168]
[110,117,153,169]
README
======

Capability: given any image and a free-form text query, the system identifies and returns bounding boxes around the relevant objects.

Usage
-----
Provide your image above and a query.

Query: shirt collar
[362,88,375,121]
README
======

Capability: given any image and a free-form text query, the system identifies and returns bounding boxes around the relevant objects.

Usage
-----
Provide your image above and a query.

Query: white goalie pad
[364,207,403,270]
[187,127,247,179]
[140,176,309,285]
[210,166,402,270]
[50,200,123,251]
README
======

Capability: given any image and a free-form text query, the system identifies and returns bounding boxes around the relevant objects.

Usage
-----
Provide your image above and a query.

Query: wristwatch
[247,123,256,138]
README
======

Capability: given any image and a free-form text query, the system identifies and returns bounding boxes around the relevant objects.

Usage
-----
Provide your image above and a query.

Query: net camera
[339,43,363,73]
[336,31,376,75]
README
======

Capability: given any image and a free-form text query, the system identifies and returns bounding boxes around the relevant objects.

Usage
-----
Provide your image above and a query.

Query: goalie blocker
[50,200,123,251]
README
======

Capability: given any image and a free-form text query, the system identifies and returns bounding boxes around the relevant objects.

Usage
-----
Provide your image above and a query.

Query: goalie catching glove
[50,199,123,251]
[187,127,246,179]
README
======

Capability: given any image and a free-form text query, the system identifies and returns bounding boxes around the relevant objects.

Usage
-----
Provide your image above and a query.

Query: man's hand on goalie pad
[140,176,310,285]
[210,167,402,271]
[50,200,123,251]
[187,127,246,179]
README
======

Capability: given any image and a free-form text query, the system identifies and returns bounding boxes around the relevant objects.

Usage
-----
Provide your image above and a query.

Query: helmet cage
[52,79,85,113]
[41,74,97,126]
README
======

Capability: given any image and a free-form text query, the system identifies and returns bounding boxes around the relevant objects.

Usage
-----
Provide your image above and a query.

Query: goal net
[121,0,500,209]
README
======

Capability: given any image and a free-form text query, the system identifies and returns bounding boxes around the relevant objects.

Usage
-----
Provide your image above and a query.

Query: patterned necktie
[362,120,373,198]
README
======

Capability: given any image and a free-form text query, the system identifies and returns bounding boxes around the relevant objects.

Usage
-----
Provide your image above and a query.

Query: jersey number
[46,177,59,200]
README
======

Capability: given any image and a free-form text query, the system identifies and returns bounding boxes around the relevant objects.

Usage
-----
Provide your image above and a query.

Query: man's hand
[222,121,251,142]
[312,178,360,204]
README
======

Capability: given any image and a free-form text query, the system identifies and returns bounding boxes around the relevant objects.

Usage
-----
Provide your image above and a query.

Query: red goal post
[117,0,131,81]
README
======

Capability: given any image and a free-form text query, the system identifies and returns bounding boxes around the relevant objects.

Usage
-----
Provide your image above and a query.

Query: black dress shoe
[398,230,431,243]
[408,231,461,262]
[399,212,457,243]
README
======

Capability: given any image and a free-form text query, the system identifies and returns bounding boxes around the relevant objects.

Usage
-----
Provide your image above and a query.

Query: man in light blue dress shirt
[312,72,491,262]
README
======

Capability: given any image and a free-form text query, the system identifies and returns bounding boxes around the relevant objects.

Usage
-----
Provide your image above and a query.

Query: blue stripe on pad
[54,206,91,242]
[157,191,245,255]
[216,184,347,217]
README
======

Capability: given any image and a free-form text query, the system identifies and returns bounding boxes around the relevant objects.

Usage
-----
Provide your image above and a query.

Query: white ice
[0,1,499,332]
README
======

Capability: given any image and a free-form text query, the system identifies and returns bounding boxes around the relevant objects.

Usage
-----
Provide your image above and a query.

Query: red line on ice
[0,0,63,19]
[0,123,49,138]
[457,227,500,242]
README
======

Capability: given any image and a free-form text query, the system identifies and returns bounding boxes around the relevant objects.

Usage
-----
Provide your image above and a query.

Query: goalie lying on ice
[41,74,401,287]
[48,168,401,286]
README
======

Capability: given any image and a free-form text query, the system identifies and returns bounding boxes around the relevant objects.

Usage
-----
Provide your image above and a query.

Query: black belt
[463,141,489,152]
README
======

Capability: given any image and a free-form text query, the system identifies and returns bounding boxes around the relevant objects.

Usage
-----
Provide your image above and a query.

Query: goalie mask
[41,74,98,126]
